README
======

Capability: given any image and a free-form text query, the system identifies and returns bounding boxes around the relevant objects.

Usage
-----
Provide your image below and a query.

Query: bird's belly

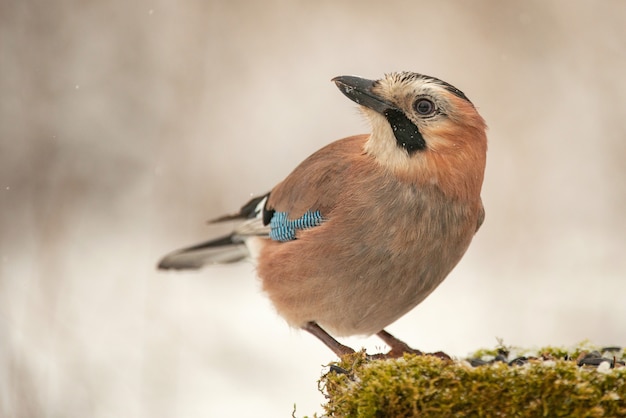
[256,213,476,336]
[316,246,464,336]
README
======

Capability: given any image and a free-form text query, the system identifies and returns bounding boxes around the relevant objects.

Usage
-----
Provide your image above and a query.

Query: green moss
[318,345,626,417]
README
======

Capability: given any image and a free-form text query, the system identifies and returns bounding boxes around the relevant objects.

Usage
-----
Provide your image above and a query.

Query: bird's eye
[414,98,436,116]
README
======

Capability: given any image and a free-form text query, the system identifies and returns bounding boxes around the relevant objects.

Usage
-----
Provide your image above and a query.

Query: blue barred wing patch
[269,210,323,242]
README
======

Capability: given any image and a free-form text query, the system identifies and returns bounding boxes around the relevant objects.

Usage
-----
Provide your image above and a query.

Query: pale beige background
[2,1,626,416]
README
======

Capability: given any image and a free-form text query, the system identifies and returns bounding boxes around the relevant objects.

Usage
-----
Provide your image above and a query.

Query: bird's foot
[367,348,451,360]
[373,329,451,360]
[303,321,356,357]
[428,350,452,361]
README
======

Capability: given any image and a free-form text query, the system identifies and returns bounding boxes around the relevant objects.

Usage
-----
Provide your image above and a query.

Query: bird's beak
[332,75,395,114]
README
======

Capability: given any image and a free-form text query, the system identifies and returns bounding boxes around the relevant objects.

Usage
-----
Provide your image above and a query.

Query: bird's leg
[303,321,355,357]
[376,329,423,358]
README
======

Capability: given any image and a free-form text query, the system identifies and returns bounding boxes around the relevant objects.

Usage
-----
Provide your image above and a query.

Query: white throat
[362,109,414,172]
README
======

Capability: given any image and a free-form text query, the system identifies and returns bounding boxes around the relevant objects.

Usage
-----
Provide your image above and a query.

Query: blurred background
[2,0,626,416]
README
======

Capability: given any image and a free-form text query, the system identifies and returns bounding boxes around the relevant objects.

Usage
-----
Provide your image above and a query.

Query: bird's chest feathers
[330,176,478,263]
[373,186,474,250]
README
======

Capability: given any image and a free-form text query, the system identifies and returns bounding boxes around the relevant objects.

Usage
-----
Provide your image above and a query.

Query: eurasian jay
[158,72,488,357]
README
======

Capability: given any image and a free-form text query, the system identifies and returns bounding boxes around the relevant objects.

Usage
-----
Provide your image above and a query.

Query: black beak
[333,75,427,153]
[332,75,395,114]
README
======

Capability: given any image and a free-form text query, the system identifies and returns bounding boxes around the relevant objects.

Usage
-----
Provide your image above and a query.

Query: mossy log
[317,344,626,417]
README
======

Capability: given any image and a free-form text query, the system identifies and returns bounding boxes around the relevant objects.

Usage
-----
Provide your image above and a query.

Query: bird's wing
[208,193,269,224]
[157,135,369,270]
[210,193,272,238]
[266,135,367,221]
[157,234,250,269]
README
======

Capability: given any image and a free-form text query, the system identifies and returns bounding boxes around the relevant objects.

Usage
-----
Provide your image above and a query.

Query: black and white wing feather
[157,194,270,270]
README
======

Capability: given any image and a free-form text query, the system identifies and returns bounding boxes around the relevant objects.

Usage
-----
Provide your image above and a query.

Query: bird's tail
[157,194,270,270]
[157,234,250,270]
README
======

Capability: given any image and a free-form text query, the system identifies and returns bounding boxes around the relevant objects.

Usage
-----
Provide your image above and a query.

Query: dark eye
[414,98,435,116]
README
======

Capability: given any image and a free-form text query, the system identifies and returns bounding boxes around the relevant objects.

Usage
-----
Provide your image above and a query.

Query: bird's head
[333,72,487,198]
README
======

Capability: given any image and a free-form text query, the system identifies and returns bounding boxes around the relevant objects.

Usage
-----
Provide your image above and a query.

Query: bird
[158,71,488,358]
